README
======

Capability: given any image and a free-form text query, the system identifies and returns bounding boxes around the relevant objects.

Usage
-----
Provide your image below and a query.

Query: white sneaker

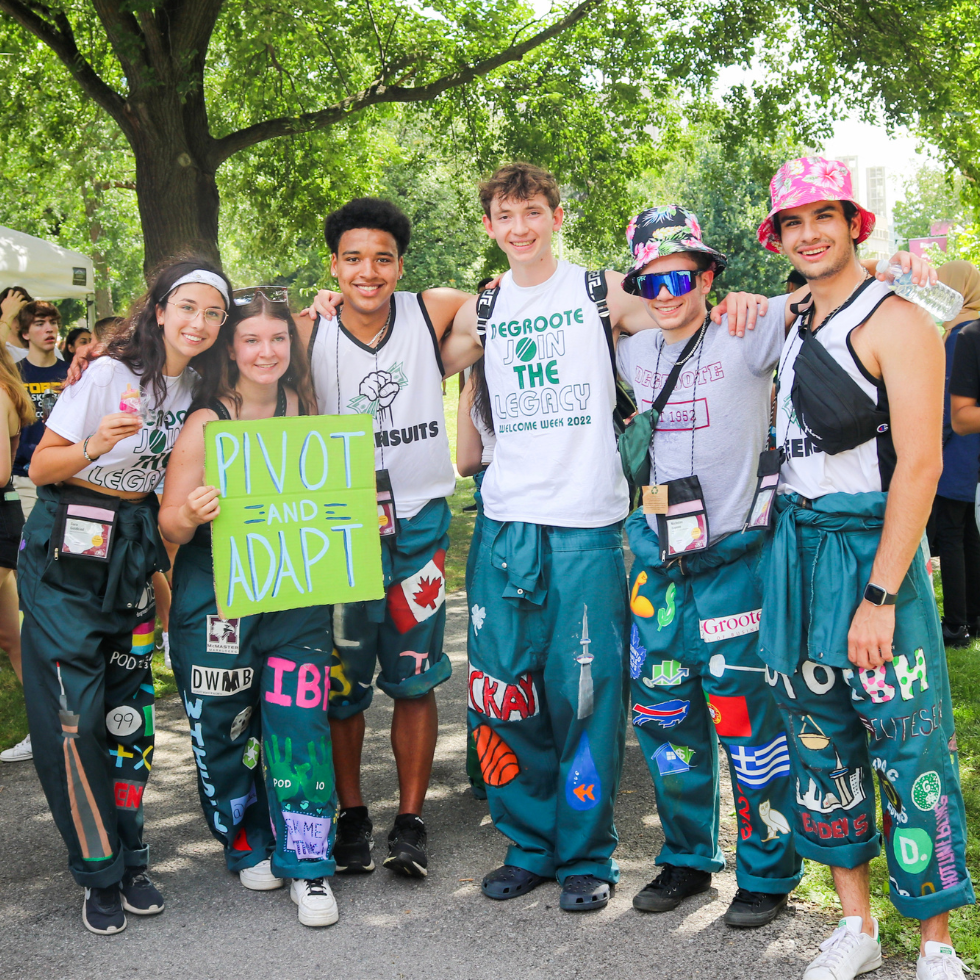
[239,859,284,891]
[290,877,338,927]
[0,733,32,762]
[917,942,966,979]
[803,917,883,980]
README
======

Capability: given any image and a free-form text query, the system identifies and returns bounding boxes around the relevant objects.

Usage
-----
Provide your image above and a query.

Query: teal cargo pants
[170,542,336,880]
[626,510,803,894]
[466,518,629,885]
[759,493,975,918]
[329,497,452,717]
[19,485,168,888]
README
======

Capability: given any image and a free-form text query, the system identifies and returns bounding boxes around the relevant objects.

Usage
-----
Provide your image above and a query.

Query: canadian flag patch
[388,549,447,634]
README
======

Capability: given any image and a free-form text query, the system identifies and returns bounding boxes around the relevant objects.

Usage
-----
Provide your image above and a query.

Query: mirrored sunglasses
[625,270,698,299]
[232,285,289,306]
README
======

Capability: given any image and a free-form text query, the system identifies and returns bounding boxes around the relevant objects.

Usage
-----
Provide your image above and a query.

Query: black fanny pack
[790,326,889,456]
[49,486,121,563]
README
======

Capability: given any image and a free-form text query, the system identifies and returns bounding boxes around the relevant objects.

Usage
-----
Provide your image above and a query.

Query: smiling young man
[301,197,474,880]
[616,206,805,927]
[443,165,703,912]
[756,157,975,980]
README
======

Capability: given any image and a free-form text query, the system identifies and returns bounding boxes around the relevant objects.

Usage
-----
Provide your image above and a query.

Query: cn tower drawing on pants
[575,605,594,720]
[57,662,111,861]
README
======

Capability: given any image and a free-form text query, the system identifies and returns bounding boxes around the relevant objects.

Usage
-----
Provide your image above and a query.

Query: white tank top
[480,261,629,527]
[776,278,895,498]
[469,403,496,465]
[309,292,456,519]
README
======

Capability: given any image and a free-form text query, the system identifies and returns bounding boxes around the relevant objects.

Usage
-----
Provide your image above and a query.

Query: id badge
[376,469,398,538]
[743,448,782,531]
[656,475,709,561]
[60,504,117,561]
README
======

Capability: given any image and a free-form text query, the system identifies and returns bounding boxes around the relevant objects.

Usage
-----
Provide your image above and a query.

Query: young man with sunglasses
[756,157,975,980]
[616,206,806,926]
[441,168,769,913]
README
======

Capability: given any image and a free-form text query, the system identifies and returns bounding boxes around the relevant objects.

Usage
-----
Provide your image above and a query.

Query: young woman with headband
[159,287,341,928]
[18,260,230,935]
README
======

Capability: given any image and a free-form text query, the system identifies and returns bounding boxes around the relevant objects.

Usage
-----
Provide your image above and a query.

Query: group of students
[3,155,974,980]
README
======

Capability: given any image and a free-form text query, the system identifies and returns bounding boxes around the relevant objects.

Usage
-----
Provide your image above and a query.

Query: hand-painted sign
[205,415,384,618]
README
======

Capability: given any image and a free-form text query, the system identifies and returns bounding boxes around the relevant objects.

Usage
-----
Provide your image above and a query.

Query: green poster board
[204,414,384,619]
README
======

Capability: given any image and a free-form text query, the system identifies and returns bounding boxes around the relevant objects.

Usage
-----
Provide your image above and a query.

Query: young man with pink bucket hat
[756,156,975,980]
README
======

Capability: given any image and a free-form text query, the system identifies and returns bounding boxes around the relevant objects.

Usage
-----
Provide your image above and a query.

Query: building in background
[835,156,895,262]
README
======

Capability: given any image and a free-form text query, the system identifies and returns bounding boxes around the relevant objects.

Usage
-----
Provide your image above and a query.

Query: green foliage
[629,102,819,295]
[0,19,144,314]
[893,165,974,247]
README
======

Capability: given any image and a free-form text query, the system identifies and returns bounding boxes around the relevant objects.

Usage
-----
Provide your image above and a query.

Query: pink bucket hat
[757,156,876,253]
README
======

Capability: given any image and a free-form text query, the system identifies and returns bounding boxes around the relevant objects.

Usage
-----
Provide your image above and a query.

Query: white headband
[169,270,230,306]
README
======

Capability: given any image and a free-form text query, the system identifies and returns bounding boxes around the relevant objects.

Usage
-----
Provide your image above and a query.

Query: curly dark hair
[324,197,411,256]
[105,257,232,408]
[191,293,316,417]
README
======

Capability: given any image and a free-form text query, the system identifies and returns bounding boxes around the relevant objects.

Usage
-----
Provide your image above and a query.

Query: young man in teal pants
[757,156,974,980]
[618,206,803,926]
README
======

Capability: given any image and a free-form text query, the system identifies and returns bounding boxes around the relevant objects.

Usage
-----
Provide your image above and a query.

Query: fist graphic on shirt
[360,371,400,408]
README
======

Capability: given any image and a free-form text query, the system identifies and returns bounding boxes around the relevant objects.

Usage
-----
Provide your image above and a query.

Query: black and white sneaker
[120,868,165,915]
[333,806,375,874]
[383,813,428,878]
[82,885,126,935]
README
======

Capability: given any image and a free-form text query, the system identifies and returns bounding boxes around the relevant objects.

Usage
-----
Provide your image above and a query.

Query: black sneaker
[723,888,788,927]
[942,623,971,648]
[82,885,127,935]
[333,806,375,874]
[632,863,711,912]
[120,868,164,915]
[383,813,427,878]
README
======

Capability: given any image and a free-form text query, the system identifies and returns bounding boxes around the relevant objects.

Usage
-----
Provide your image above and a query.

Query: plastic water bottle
[876,260,964,321]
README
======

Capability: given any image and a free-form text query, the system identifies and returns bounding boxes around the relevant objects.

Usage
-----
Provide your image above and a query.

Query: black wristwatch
[864,582,898,606]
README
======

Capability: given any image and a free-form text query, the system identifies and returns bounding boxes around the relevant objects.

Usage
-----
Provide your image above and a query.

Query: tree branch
[212,0,603,165]
[0,0,132,136]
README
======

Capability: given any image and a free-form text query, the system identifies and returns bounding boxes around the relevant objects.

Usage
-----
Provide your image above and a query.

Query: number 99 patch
[106,705,142,737]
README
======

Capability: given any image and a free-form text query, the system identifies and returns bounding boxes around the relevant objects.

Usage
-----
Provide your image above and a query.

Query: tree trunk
[83,186,114,317]
[133,145,221,278]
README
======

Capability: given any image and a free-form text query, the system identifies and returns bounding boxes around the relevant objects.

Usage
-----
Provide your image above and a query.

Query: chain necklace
[338,301,392,349]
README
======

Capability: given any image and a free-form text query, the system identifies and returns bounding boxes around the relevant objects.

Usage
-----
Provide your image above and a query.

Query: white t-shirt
[616,295,787,539]
[480,261,629,527]
[46,356,196,495]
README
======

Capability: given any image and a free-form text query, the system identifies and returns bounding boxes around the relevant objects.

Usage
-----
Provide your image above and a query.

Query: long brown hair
[0,346,38,429]
[194,294,316,416]
[105,257,232,408]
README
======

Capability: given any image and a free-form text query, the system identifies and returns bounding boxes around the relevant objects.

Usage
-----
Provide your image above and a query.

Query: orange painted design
[473,724,520,787]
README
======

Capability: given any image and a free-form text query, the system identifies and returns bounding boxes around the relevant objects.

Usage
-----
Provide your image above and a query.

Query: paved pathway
[0,593,910,979]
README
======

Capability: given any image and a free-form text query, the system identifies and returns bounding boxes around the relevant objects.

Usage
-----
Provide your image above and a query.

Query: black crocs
[481,865,548,900]
[559,874,613,911]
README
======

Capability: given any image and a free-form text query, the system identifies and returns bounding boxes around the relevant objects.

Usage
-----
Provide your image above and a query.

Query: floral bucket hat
[757,156,876,253]
[623,205,727,288]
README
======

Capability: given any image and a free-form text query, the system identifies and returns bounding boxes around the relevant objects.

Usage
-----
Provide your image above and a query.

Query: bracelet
[82,435,100,463]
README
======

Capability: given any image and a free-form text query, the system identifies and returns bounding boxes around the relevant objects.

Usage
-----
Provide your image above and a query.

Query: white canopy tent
[0,226,95,324]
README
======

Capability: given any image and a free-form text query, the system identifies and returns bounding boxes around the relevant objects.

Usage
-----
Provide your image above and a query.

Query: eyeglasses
[624,270,699,299]
[232,286,289,306]
[168,301,228,326]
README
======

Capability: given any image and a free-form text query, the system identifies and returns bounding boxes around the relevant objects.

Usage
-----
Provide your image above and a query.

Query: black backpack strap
[475,286,499,348]
[586,269,616,380]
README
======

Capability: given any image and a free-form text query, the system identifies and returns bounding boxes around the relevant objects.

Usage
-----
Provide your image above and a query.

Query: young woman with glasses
[17,259,230,935]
